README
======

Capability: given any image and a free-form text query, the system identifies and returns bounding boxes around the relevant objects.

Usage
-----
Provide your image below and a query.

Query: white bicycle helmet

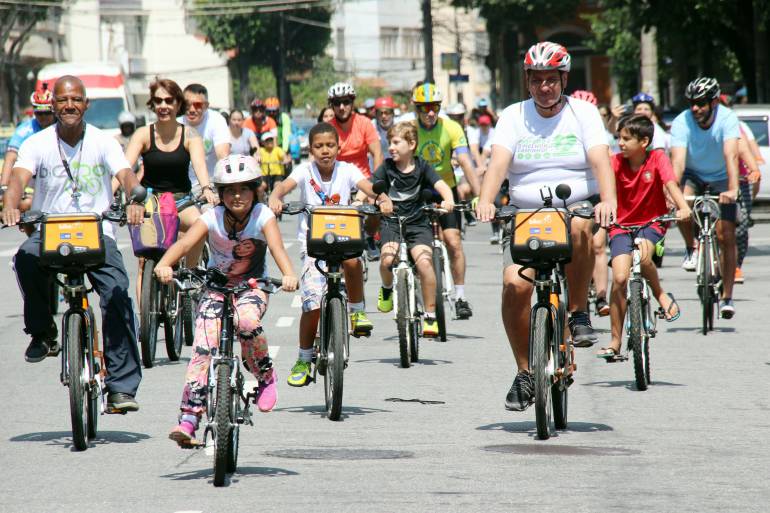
[328,82,356,99]
[212,155,262,187]
[685,77,720,101]
[524,41,571,72]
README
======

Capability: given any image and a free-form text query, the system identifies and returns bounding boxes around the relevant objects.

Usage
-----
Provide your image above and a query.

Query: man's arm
[214,142,230,161]
[368,140,383,171]
[115,168,146,225]
[456,152,480,197]
[1,150,18,188]
[670,146,687,182]
[586,145,617,227]
[722,138,740,203]
[475,145,512,222]
[1,166,33,226]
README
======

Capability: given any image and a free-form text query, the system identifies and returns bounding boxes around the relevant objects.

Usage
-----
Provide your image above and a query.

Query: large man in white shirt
[1,76,146,412]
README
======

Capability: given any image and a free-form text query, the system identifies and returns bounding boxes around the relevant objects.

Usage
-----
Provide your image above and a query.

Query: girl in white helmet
[154,154,298,447]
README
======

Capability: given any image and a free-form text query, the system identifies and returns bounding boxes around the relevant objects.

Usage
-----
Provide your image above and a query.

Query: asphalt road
[1,210,768,513]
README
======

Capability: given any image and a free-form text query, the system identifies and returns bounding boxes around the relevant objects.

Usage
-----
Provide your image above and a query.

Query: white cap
[261,129,278,141]
[118,111,136,125]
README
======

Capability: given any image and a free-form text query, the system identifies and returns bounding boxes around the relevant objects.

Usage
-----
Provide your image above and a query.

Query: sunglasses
[331,98,353,107]
[690,99,711,108]
[188,101,207,110]
[251,106,265,112]
[417,104,441,114]
[152,96,176,106]
[378,109,394,116]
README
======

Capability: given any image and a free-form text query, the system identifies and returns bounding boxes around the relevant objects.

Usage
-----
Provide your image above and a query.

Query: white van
[37,62,135,136]
[733,104,770,201]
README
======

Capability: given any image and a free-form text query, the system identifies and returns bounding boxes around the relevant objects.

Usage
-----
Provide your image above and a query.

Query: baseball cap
[261,129,278,141]
[364,98,376,109]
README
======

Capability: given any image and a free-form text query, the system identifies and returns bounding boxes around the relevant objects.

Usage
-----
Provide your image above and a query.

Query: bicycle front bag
[40,213,106,271]
[510,208,572,267]
[306,206,365,260]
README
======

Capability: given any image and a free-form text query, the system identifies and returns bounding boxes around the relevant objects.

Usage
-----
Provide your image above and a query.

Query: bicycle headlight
[58,243,73,257]
[527,238,541,251]
[323,232,336,245]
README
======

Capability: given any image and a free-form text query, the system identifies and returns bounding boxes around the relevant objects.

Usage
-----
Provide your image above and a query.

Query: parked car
[733,104,770,201]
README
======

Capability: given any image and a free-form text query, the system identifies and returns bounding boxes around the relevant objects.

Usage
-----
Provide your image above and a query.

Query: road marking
[291,295,302,308]
[173,511,203,513]
[276,316,295,328]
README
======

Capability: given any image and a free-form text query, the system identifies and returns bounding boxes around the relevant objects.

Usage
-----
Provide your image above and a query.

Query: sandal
[596,347,625,362]
[660,292,681,322]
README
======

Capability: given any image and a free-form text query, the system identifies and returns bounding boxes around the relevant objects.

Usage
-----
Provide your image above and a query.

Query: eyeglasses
[331,98,353,107]
[417,104,441,114]
[188,101,207,110]
[528,77,561,88]
[152,96,176,106]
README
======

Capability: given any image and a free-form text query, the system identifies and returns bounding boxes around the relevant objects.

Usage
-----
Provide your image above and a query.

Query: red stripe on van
[36,74,124,91]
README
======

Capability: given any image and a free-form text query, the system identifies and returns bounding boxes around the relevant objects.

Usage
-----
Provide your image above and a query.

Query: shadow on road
[581,380,685,389]
[273,404,391,420]
[9,430,149,450]
[355,357,452,366]
[665,326,736,333]
[476,421,613,436]
[151,356,191,367]
[159,466,298,483]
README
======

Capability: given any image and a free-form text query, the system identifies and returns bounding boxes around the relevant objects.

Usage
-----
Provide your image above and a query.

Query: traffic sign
[449,74,470,83]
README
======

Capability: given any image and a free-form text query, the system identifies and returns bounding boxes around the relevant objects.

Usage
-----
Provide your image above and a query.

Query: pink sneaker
[256,370,277,412]
[168,420,201,447]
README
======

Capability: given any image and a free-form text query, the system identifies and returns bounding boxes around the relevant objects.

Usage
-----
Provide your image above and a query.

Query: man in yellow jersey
[412,82,480,319]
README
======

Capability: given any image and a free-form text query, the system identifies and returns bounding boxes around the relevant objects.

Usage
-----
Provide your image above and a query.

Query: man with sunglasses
[412,82,480,319]
[179,83,230,188]
[244,98,277,135]
[671,77,740,318]
[1,87,57,211]
[327,82,384,259]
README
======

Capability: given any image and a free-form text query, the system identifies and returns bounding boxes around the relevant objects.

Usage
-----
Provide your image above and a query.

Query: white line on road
[276,316,295,328]
[291,295,302,308]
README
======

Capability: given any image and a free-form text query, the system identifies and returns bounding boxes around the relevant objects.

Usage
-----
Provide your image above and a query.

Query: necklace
[56,123,86,201]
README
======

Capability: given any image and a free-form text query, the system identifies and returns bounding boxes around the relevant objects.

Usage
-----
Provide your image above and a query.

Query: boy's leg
[378,241,398,313]
[592,228,610,315]
[342,257,364,304]
[608,254,631,353]
[637,238,676,318]
[289,254,324,386]
[411,244,435,312]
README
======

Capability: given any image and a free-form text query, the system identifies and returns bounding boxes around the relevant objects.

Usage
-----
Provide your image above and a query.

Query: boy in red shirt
[598,115,691,360]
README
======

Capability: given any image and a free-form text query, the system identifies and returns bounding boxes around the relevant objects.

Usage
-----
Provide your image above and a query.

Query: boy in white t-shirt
[269,122,393,387]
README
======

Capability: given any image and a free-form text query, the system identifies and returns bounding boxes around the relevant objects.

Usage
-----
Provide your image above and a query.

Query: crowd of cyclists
[0,39,759,444]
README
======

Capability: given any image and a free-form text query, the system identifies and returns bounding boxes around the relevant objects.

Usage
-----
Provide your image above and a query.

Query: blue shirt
[8,118,43,152]
[670,105,740,181]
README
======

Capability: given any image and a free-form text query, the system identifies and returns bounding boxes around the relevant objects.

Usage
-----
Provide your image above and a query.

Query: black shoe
[595,297,610,317]
[24,337,58,363]
[365,237,380,261]
[107,392,139,412]
[455,298,473,319]
[505,370,534,411]
[569,311,597,347]
[464,211,477,226]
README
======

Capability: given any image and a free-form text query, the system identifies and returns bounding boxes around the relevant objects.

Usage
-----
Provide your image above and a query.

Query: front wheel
[164,283,183,361]
[552,298,568,429]
[324,297,346,421]
[629,280,649,391]
[396,269,411,368]
[432,248,447,342]
[213,362,233,487]
[700,240,713,336]
[226,370,241,473]
[139,260,160,368]
[66,315,88,451]
[532,307,554,440]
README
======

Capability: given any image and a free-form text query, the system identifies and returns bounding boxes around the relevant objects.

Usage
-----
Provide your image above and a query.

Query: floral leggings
[179,288,271,415]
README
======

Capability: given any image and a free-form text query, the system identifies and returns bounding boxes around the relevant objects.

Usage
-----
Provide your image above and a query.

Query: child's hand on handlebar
[268,196,284,216]
[378,196,394,215]
[154,265,174,284]
[593,201,616,228]
[282,275,299,292]
[676,207,692,221]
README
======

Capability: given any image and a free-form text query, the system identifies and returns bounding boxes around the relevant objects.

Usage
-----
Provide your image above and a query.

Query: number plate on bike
[40,213,105,270]
[307,207,365,260]
[510,209,571,266]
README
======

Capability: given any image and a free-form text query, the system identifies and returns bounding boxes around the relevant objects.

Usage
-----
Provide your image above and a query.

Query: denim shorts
[609,226,665,260]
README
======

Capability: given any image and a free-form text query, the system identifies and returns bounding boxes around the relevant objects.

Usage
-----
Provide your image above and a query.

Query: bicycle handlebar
[281,202,380,216]
[611,214,679,232]
[493,204,595,222]
[173,267,283,294]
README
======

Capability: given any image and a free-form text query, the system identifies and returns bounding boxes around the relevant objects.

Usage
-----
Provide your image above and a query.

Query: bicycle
[685,189,722,335]
[8,192,146,451]
[174,267,282,487]
[495,184,593,440]
[609,214,678,390]
[282,201,379,420]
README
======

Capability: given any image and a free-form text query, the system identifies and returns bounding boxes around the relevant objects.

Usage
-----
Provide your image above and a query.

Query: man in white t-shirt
[476,42,617,412]
[1,76,145,412]
[467,114,495,173]
[179,83,231,188]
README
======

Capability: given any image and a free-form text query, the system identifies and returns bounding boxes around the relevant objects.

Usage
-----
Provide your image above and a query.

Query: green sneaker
[377,287,393,312]
[350,310,373,335]
[287,359,312,387]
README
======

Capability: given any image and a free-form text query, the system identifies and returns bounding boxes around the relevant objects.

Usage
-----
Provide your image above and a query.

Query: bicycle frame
[529,264,572,380]
[315,259,350,373]
[390,215,421,324]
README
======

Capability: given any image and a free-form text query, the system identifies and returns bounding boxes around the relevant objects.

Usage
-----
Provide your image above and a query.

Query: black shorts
[439,187,462,231]
[380,221,433,249]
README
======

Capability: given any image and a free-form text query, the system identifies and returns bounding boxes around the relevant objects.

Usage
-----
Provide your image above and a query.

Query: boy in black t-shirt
[373,122,454,337]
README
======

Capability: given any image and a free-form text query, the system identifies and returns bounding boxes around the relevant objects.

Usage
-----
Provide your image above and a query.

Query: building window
[380,27,398,58]
[402,28,421,59]
[336,28,345,60]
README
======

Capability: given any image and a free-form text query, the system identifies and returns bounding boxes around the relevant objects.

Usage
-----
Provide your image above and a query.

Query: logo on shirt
[516,134,579,160]
[419,141,445,167]
[642,170,653,183]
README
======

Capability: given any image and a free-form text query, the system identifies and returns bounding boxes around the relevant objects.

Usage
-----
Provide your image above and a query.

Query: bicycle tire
[700,240,712,336]
[532,306,554,440]
[324,297,345,421]
[86,307,98,440]
[552,298,568,429]
[396,268,411,368]
[226,371,241,473]
[139,260,160,368]
[629,280,649,391]
[432,248,447,342]
[164,283,182,361]
[410,281,420,364]
[213,361,232,487]
[181,293,195,346]
[67,315,88,451]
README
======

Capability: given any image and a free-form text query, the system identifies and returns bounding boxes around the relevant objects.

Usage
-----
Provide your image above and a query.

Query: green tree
[192,1,332,109]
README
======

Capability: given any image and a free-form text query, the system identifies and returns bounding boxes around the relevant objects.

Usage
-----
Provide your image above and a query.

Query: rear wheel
[67,315,88,451]
[213,362,232,487]
[139,260,160,368]
[552,299,568,429]
[629,281,649,391]
[532,307,554,440]
[164,283,182,361]
[432,248,447,342]
[396,269,411,368]
[324,297,346,421]
[182,293,195,346]
[85,308,99,440]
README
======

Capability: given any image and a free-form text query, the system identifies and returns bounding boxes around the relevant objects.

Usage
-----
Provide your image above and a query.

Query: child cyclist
[597,115,691,360]
[268,122,393,387]
[373,122,454,337]
[154,155,298,446]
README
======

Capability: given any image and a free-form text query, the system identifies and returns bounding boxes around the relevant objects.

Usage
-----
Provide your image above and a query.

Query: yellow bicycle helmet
[411,83,443,104]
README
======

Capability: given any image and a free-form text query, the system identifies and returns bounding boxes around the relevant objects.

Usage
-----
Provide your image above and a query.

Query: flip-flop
[596,347,625,362]
[661,292,681,322]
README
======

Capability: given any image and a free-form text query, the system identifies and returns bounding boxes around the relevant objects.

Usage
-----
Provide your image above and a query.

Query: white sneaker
[681,248,697,272]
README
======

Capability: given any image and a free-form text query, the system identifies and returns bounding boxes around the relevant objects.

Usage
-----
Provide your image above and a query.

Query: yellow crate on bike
[40,213,105,270]
[510,209,571,266]
[306,206,365,260]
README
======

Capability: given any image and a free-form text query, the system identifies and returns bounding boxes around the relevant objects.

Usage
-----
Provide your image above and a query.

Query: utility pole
[422,0,434,83]
[454,8,463,104]
[640,26,659,102]
[278,12,289,109]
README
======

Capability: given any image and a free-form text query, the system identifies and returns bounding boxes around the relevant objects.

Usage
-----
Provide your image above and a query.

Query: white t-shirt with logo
[287,160,365,249]
[15,124,130,239]
[179,110,231,185]
[490,97,608,208]
[200,203,274,282]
